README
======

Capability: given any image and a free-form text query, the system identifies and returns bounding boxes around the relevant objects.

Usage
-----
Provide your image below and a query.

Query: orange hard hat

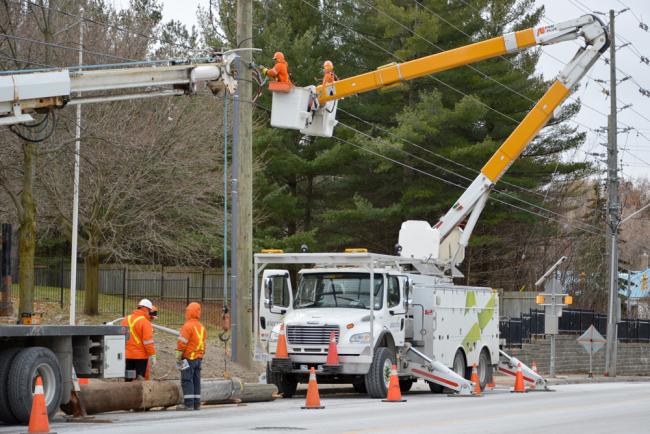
[273,51,285,62]
[323,60,334,72]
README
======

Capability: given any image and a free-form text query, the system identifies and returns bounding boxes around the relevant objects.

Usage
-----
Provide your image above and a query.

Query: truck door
[387,275,407,346]
[259,270,293,342]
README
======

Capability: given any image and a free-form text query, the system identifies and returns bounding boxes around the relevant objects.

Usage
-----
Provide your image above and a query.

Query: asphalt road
[1,382,649,434]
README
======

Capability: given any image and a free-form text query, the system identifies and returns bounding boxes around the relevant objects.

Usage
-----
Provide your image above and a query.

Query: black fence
[9,260,227,326]
[500,308,650,347]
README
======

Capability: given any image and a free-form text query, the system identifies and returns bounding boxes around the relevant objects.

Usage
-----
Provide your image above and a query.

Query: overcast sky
[118,0,650,180]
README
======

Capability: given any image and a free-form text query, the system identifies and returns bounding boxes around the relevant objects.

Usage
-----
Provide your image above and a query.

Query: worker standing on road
[176,302,207,411]
[261,52,291,83]
[121,298,157,381]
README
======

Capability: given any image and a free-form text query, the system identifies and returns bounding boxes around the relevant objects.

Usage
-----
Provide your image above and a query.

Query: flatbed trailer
[0,324,127,424]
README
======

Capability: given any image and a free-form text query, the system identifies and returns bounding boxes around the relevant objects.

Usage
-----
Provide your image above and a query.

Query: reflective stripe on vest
[189,326,205,360]
[128,314,145,345]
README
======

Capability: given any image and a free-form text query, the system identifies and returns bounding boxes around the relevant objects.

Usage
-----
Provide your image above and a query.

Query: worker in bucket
[260,51,291,83]
[176,302,207,411]
[121,298,157,381]
[321,60,338,96]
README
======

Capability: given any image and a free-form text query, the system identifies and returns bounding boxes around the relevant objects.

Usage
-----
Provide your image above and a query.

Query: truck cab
[258,263,415,398]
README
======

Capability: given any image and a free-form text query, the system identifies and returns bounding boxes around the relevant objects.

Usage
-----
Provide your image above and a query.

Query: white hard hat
[138,298,153,309]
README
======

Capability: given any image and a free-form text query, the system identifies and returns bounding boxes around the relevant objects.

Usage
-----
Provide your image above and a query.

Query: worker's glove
[149,354,157,368]
[261,67,268,76]
[175,350,183,363]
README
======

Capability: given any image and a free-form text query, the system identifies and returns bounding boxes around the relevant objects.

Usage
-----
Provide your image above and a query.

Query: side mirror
[264,277,274,309]
[403,277,412,309]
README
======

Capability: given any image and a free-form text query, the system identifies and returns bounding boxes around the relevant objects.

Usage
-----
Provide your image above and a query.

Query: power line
[4,0,192,50]
[0,33,137,62]
[337,120,604,235]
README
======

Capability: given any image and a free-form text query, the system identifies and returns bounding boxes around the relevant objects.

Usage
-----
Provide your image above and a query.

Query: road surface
[1,382,649,433]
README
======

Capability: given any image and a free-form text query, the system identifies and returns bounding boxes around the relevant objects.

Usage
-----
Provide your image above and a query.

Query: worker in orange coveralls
[121,298,157,381]
[261,51,291,83]
[175,302,207,411]
[321,60,338,96]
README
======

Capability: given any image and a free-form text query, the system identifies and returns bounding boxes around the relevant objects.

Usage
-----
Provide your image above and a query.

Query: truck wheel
[399,379,414,393]
[364,347,395,399]
[267,364,298,398]
[478,348,491,391]
[452,349,467,379]
[428,381,444,393]
[352,381,367,394]
[0,347,21,424]
[7,347,62,424]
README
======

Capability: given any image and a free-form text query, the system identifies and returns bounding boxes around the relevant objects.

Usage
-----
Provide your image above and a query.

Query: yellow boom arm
[316,28,538,104]
[270,15,608,265]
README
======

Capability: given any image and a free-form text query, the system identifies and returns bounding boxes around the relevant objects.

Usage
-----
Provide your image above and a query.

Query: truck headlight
[349,333,371,343]
[269,331,279,342]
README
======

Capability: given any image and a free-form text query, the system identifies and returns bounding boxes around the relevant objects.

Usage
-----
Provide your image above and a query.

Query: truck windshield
[294,273,383,310]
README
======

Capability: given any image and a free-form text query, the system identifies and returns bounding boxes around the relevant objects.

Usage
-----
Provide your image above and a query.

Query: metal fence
[500,308,650,347]
[10,260,227,326]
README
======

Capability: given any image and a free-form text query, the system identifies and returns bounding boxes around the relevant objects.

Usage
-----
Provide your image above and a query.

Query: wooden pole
[234,0,253,367]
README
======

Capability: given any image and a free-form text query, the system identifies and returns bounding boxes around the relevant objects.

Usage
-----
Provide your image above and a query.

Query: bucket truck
[0,52,239,424]
[256,15,607,398]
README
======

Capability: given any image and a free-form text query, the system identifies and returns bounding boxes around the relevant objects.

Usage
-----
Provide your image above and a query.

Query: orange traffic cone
[382,365,407,402]
[512,363,526,393]
[23,376,55,434]
[325,331,340,365]
[275,324,289,359]
[530,360,538,390]
[301,367,324,409]
[470,363,481,395]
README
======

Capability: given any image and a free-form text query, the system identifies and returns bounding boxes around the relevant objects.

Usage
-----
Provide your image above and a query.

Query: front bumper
[268,343,372,375]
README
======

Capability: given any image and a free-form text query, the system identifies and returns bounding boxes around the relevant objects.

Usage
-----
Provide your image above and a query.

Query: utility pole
[604,9,620,377]
[234,0,253,367]
[69,8,84,325]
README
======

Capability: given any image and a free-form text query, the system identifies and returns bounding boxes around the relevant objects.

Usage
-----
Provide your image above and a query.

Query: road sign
[577,325,606,377]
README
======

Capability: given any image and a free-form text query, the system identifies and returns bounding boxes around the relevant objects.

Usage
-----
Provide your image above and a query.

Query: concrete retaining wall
[505,335,650,376]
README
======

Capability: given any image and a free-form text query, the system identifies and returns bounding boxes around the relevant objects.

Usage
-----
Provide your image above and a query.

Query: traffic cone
[530,360,538,390]
[470,363,481,395]
[275,324,289,359]
[325,331,339,365]
[512,363,526,393]
[23,376,55,434]
[301,367,324,409]
[382,365,406,402]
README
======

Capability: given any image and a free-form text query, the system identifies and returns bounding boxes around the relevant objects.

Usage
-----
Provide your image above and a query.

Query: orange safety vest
[177,322,206,360]
[122,309,156,359]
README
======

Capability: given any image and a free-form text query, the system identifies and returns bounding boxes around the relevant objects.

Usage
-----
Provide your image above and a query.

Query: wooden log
[238,383,279,403]
[61,379,277,415]
[61,380,180,415]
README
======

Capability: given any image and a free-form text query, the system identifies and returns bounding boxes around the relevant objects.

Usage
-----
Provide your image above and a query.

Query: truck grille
[286,325,339,345]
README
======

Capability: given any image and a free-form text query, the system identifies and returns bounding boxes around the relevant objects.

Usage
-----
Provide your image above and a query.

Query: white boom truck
[0,52,241,424]
[255,14,608,398]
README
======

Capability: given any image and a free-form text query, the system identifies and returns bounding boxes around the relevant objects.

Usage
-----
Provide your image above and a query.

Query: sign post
[577,325,606,377]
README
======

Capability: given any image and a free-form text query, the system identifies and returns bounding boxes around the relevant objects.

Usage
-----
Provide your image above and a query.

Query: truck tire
[452,349,467,379]
[7,347,62,424]
[364,347,395,399]
[267,364,298,398]
[428,381,444,393]
[478,348,491,391]
[399,379,414,393]
[0,347,21,424]
[352,381,367,394]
